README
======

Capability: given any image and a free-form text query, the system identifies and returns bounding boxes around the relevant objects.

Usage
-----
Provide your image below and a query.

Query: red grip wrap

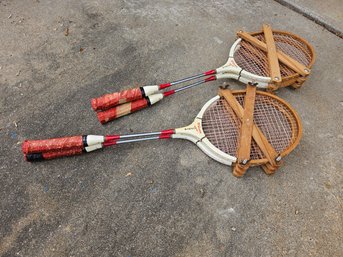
[97,109,117,124]
[22,136,83,154]
[131,98,149,112]
[41,148,83,159]
[97,98,149,124]
[91,87,143,111]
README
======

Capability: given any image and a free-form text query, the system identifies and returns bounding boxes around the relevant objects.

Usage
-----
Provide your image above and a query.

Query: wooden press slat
[263,24,282,83]
[233,84,256,176]
[219,88,279,168]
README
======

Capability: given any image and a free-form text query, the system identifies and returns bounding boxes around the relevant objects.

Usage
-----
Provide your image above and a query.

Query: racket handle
[24,147,84,162]
[91,87,145,111]
[22,136,84,154]
[97,98,149,124]
[97,94,163,124]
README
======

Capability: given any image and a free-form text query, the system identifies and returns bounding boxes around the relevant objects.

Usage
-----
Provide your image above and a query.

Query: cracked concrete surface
[0,0,342,256]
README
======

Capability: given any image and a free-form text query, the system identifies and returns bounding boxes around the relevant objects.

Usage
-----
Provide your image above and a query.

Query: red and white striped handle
[91,87,144,111]
[97,98,149,124]
[96,94,165,124]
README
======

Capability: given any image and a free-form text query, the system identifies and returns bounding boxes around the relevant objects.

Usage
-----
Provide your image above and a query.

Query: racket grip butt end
[24,153,44,162]
[91,93,117,112]
[22,140,29,154]
[91,98,99,111]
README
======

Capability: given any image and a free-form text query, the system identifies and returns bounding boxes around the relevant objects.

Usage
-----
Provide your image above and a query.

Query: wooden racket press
[238,24,314,91]
[219,85,284,177]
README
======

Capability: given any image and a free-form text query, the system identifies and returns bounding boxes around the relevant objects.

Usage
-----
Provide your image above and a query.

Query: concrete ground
[0,1,342,256]
[275,0,343,37]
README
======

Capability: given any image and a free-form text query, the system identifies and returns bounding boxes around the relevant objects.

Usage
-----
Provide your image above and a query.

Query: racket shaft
[105,133,173,146]
[165,70,216,87]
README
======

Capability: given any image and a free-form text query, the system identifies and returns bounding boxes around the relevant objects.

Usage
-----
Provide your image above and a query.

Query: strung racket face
[194,91,302,165]
[233,30,314,80]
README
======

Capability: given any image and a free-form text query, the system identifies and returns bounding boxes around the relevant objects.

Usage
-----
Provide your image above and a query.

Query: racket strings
[254,33,312,77]
[234,40,270,77]
[273,33,312,66]
[241,94,298,153]
[234,32,313,79]
[201,93,300,161]
[253,34,296,77]
[201,98,241,156]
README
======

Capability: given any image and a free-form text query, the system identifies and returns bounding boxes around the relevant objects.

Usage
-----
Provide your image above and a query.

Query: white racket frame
[173,95,237,165]
[215,38,271,88]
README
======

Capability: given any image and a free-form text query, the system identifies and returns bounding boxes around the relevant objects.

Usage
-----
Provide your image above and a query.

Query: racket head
[174,91,302,166]
[250,29,315,81]
[222,30,315,86]
[228,90,302,165]
[219,38,272,86]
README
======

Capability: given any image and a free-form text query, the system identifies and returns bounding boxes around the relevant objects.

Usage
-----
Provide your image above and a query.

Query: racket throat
[165,76,217,96]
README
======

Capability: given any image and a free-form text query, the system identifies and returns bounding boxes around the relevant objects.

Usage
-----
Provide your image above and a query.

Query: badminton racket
[23,90,302,175]
[91,30,314,114]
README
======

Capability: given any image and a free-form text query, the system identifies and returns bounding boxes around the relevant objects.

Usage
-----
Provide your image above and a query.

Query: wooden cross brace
[236,25,311,91]
[219,86,284,177]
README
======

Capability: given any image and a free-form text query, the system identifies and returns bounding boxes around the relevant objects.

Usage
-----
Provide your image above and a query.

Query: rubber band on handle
[97,98,149,124]
[25,147,84,162]
[91,88,143,111]
[22,136,83,154]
